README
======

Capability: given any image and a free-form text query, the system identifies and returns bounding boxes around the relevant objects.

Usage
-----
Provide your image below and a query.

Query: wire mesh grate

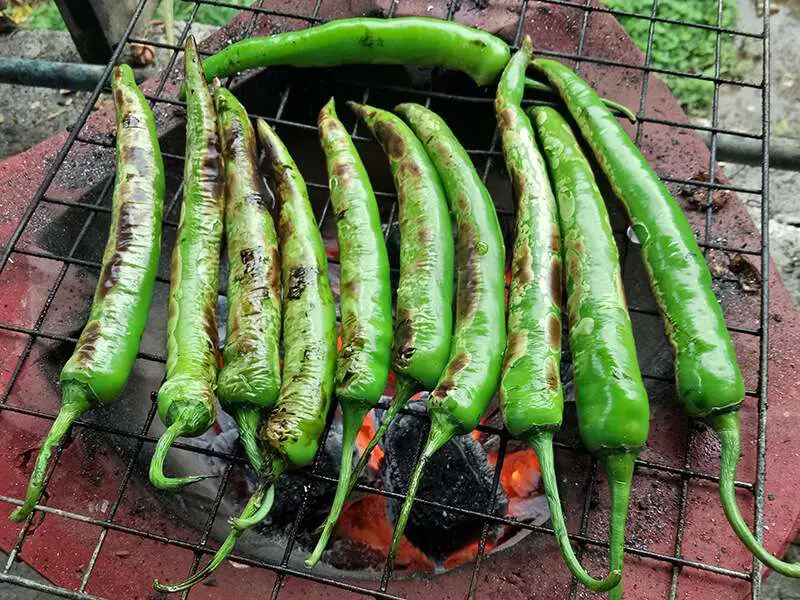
[0,0,773,598]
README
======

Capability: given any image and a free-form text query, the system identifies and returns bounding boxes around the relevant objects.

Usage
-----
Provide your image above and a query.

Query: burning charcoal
[382,401,508,561]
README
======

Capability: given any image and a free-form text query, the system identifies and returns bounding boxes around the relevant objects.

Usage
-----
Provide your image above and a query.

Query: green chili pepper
[181,17,509,100]
[497,39,621,592]
[10,65,165,522]
[530,59,798,578]
[305,98,393,567]
[381,101,506,572]
[214,87,282,473]
[154,118,337,593]
[345,99,455,480]
[532,105,650,600]
[149,36,224,491]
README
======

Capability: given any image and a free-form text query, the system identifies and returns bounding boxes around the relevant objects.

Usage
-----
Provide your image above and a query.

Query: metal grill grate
[0,0,773,598]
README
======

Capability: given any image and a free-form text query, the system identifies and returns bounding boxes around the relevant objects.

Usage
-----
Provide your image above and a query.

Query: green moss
[603,0,742,115]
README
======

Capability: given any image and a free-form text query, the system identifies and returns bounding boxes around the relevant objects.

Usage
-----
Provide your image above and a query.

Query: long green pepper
[305,98,393,568]
[533,106,650,600]
[530,59,797,577]
[347,101,455,505]
[387,101,507,569]
[186,17,510,98]
[215,87,282,473]
[150,36,224,490]
[11,64,165,522]
[497,38,620,592]
[154,119,337,593]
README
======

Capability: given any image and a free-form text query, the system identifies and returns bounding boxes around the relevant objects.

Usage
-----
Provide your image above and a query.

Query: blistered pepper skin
[534,106,649,600]
[150,36,223,491]
[198,17,510,89]
[215,87,282,472]
[319,98,392,406]
[257,119,337,470]
[493,40,621,593]
[495,39,563,439]
[11,64,165,522]
[305,98,395,568]
[349,101,454,391]
[154,119,338,592]
[395,102,506,435]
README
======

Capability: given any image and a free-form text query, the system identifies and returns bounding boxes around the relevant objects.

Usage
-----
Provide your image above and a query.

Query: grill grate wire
[0,0,772,597]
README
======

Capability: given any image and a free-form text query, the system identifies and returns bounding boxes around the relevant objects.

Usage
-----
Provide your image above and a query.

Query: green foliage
[14,1,66,30]
[603,0,741,115]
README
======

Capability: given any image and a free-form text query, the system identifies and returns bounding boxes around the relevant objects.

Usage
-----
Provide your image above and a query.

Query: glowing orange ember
[338,495,434,572]
[356,412,384,471]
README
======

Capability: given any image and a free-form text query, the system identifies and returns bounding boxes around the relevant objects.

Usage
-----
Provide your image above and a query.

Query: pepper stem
[153,476,277,593]
[149,417,217,491]
[528,432,622,592]
[345,375,420,499]
[385,415,455,575]
[603,452,636,600]
[10,383,91,522]
[234,406,264,473]
[305,402,370,568]
[524,77,638,123]
[708,410,800,577]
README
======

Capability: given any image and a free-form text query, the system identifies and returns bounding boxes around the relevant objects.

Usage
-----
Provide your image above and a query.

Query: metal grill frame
[0,0,773,598]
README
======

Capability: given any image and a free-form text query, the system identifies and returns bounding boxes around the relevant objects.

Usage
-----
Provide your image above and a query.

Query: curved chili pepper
[305,98,393,568]
[10,65,165,522]
[372,101,506,571]
[154,119,337,593]
[532,105,650,600]
[185,17,509,98]
[530,58,797,578]
[345,100,455,495]
[214,87,282,473]
[497,38,620,592]
[149,36,223,491]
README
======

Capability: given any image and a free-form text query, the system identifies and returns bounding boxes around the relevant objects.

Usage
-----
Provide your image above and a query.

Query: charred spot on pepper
[545,312,561,349]
[121,112,141,129]
[545,358,559,392]
[342,278,359,297]
[512,243,534,286]
[97,251,124,299]
[499,107,518,130]
[456,240,481,322]
[508,165,526,201]
[121,146,151,174]
[287,266,310,300]
[72,320,102,365]
[203,302,220,350]
[417,226,433,245]
[332,159,355,187]
[550,258,562,306]
[373,121,405,159]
